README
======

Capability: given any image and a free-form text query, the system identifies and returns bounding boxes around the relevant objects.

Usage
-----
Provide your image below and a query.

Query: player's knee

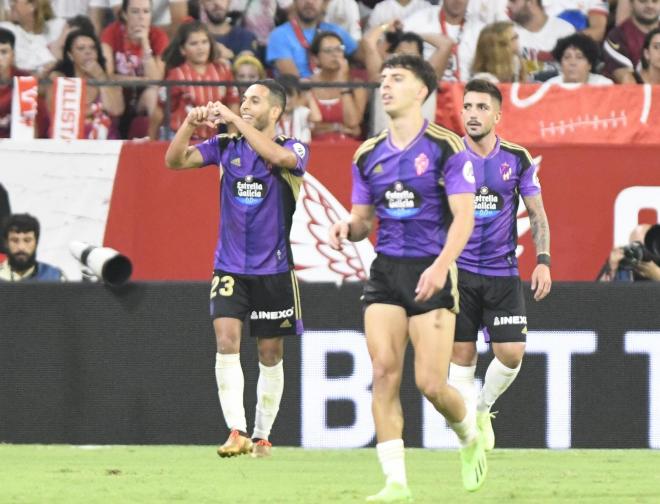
[452,342,478,366]
[415,375,450,403]
[494,342,525,368]
[371,359,400,389]
[257,344,283,366]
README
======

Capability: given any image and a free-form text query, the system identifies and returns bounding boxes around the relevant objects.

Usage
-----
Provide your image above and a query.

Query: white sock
[477,357,522,413]
[449,409,479,447]
[376,439,407,486]
[252,360,284,441]
[449,363,477,412]
[215,353,247,433]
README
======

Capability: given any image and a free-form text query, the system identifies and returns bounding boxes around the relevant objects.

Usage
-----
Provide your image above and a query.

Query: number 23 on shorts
[210,274,235,298]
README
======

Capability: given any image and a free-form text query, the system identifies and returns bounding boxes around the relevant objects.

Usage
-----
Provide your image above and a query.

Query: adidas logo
[280,320,292,328]
[231,158,241,166]
[373,163,383,174]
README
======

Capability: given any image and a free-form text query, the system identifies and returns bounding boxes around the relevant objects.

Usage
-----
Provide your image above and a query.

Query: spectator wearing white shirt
[546,32,613,83]
[542,0,609,41]
[325,0,362,40]
[465,0,509,24]
[367,0,429,31]
[403,0,484,82]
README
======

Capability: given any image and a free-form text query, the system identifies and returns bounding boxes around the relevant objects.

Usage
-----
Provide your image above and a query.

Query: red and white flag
[10,76,38,139]
[51,77,87,140]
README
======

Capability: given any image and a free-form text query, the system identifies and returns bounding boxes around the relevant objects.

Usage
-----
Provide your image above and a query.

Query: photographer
[597,224,660,282]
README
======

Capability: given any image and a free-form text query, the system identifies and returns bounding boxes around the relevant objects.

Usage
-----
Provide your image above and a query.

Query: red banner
[104,141,660,282]
[436,83,660,145]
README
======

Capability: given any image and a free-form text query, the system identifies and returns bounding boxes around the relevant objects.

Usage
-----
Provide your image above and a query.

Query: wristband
[537,253,551,267]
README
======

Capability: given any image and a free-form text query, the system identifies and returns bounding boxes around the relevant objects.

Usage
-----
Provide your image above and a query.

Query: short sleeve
[351,163,372,205]
[519,157,541,197]
[196,135,231,167]
[266,26,292,65]
[281,138,310,176]
[444,150,476,196]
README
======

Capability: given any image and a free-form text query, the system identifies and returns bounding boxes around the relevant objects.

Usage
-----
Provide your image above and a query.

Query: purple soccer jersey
[457,137,541,276]
[351,121,475,258]
[196,134,309,275]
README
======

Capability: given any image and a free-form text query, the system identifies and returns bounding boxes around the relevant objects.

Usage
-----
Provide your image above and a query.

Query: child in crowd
[275,73,321,144]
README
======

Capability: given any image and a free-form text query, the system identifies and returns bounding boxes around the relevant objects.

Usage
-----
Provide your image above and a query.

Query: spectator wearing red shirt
[155,20,239,139]
[0,27,32,138]
[603,0,660,83]
[101,0,169,137]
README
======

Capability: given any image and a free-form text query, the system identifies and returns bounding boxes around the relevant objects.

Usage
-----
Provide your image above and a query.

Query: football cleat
[251,439,272,458]
[217,430,253,458]
[460,433,488,492]
[366,480,413,502]
[477,410,497,452]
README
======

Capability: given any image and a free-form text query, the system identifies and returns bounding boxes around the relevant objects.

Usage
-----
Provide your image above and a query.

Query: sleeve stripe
[425,123,464,153]
[500,139,534,166]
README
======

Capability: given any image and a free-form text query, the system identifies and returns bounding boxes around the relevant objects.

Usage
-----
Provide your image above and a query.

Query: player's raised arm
[165,106,216,170]
[523,193,552,300]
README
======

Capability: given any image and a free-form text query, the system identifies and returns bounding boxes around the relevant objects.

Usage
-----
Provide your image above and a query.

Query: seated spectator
[101,0,169,138]
[471,21,526,82]
[232,52,265,95]
[47,29,124,139]
[636,27,660,84]
[266,0,359,78]
[546,32,613,84]
[308,31,367,140]
[402,0,484,82]
[0,213,65,282]
[542,0,609,42]
[156,20,238,139]
[597,224,660,282]
[603,0,660,83]
[325,0,362,40]
[367,0,429,31]
[275,73,321,143]
[0,26,32,138]
[201,0,258,60]
[507,0,575,79]
[0,0,67,75]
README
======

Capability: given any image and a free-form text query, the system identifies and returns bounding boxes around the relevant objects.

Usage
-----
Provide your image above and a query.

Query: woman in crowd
[471,21,526,83]
[635,28,660,84]
[548,33,613,85]
[232,53,265,96]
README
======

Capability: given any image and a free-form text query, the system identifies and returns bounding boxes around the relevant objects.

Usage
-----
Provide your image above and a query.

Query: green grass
[0,445,658,503]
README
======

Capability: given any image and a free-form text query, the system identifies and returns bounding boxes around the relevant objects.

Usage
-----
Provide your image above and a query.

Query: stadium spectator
[0,213,65,282]
[0,0,68,75]
[507,0,575,79]
[308,30,367,140]
[636,26,660,83]
[275,73,321,144]
[91,0,188,37]
[232,52,265,95]
[542,0,609,41]
[266,0,359,78]
[228,0,292,58]
[465,0,509,24]
[471,21,527,82]
[324,0,362,40]
[201,0,258,60]
[0,26,33,138]
[603,0,660,83]
[156,20,239,139]
[0,183,10,254]
[597,224,660,281]
[101,0,168,138]
[366,0,429,31]
[47,29,124,139]
[402,0,484,82]
[546,32,613,83]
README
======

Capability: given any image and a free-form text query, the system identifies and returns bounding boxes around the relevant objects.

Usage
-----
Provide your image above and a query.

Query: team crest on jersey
[383,181,421,218]
[414,153,429,176]
[462,160,475,183]
[231,157,241,167]
[233,175,267,206]
[500,162,512,181]
[373,163,383,174]
[474,186,504,219]
[293,142,306,159]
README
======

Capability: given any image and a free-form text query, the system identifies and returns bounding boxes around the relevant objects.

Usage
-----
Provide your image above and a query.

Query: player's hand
[185,106,217,128]
[414,261,447,303]
[531,264,551,301]
[208,100,239,125]
[634,260,660,281]
[329,221,350,250]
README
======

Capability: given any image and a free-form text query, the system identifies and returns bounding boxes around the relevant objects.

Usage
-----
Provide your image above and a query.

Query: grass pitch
[0,445,658,503]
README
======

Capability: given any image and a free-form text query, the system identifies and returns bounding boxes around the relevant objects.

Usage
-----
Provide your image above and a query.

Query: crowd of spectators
[0,0,658,140]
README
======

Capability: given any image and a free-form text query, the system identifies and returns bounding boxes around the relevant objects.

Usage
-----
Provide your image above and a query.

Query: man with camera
[598,224,660,282]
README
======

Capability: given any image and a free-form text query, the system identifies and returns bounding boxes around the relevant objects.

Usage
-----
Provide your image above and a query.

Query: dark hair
[387,31,424,56]
[253,79,287,120]
[310,31,343,56]
[52,29,106,77]
[67,14,95,34]
[641,27,660,70]
[162,21,218,72]
[277,73,301,96]
[121,0,151,13]
[464,78,503,105]
[381,54,437,101]
[0,27,15,48]
[4,213,40,241]
[551,33,600,70]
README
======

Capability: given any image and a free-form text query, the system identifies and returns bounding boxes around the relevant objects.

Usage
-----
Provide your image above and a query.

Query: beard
[8,250,37,273]
[468,128,490,143]
[205,8,226,25]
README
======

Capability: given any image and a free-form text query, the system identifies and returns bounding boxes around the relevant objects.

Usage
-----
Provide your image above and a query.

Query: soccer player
[329,55,486,501]
[449,79,551,452]
[165,79,309,459]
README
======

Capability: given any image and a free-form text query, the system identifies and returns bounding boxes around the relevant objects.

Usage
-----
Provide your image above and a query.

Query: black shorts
[209,269,303,338]
[362,254,459,317]
[455,269,527,343]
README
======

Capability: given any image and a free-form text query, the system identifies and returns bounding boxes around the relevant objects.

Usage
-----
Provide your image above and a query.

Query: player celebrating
[329,55,486,501]
[449,79,551,452]
[165,79,309,459]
